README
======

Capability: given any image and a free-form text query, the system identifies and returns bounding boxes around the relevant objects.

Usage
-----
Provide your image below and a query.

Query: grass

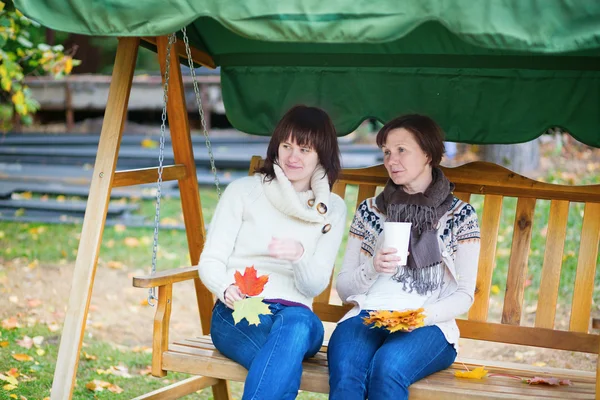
[0,168,599,398]
[0,324,326,399]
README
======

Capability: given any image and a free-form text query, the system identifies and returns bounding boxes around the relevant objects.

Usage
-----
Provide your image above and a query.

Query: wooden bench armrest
[132,266,199,288]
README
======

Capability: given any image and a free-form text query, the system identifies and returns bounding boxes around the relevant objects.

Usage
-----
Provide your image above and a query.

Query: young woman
[328,114,481,400]
[198,105,347,400]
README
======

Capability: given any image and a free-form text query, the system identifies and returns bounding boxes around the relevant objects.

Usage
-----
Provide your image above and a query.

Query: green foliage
[0,0,80,130]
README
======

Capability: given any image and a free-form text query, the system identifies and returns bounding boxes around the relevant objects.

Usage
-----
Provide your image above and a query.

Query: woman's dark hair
[257,105,341,188]
[376,114,446,167]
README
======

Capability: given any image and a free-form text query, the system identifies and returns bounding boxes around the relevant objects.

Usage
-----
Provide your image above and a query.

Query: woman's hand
[223,284,245,309]
[373,247,403,274]
[268,237,304,261]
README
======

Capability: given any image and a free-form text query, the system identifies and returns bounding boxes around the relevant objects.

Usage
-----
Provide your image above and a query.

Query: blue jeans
[211,300,324,400]
[328,310,457,400]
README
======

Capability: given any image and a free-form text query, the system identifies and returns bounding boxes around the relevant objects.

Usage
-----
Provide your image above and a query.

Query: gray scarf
[375,168,454,295]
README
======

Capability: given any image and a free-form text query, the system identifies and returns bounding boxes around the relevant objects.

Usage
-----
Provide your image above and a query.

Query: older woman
[199,105,347,400]
[328,114,480,400]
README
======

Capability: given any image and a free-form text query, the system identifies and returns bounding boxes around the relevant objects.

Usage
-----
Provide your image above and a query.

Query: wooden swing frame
[50,35,600,400]
[50,36,226,399]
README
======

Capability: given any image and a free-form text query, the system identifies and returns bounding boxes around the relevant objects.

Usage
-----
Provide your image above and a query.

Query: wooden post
[50,37,139,400]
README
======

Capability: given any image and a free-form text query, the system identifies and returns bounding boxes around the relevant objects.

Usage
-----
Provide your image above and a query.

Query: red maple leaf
[234,266,269,296]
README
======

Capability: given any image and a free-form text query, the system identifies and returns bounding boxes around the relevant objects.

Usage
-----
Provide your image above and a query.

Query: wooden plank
[152,284,172,377]
[570,202,600,332]
[355,184,377,211]
[502,197,536,325]
[457,319,600,353]
[248,155,263,176]
[133,266,198,288]
[132,376,218,399]
[157,35,213,335]
[50,37,139,400]
[535,200,569,329]
[160,350,595,399]
[338,162,600,202]
[113,165,187,187]
[468,195,503,321]
[332,181,347,199]
[313,303,354,322]
[454,191,472,203]
[142,36,216,69]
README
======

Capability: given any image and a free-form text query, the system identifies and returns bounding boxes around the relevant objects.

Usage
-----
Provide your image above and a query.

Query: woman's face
[382,128,432,193]
[278,135,319,191]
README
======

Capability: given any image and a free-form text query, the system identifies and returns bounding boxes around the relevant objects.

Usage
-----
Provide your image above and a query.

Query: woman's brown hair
[376,114,446,167]
[257,105,341,188]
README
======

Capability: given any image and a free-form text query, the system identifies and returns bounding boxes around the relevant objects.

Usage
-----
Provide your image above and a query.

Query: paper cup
[383,222,411,266]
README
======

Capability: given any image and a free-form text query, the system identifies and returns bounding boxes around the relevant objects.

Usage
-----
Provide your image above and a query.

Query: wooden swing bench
[133,156,600,399]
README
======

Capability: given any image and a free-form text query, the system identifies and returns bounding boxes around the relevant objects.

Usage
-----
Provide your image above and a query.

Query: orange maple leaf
[234,266,269,296]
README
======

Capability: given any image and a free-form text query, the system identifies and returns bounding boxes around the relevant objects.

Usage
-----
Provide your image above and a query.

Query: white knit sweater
[198,165,347,308]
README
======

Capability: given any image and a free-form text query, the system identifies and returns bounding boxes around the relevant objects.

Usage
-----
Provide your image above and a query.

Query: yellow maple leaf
[232,297,271,326]
[455,366,488,379]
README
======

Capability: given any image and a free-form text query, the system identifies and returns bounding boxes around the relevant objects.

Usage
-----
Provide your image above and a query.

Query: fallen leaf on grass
[124,237,140,247]
[26,299,42,308]
[0,373,19,386]
[106,261,124,270]
[83,352,97,360]
[36,349,45,356]
[2,317,20,330]
[7,369,19,379]
[234,266,269,296]
[232,297,271,326]
[85,379,123,393]
[3,383,17,391]
[114,224,126,233]
[524,377,573,386]
[32,336,44,347]
[455,366,488,379]
[47,322,60,332]
[139,365,152,376]
[12,354,33,362]
[16,336,33,349]
[0,341,9,347]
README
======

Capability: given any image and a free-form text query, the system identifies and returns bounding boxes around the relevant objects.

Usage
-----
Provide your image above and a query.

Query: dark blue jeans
[211,300,324,400]
[328,310,457,400]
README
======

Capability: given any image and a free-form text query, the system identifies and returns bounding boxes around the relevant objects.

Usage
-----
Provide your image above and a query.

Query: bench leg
[212,379,232,400]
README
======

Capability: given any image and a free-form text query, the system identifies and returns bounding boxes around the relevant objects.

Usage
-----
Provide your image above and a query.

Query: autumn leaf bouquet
[231,266,271,326]
[362,308,425,332]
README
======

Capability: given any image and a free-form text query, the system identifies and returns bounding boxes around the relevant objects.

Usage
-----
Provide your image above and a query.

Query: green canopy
[14,0,600,146]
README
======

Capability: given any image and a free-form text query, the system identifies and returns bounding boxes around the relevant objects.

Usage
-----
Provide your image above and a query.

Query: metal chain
[181,27,222,198]
[148,33,176,307]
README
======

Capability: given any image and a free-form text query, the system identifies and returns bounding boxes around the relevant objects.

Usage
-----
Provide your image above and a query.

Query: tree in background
[0,0,79,130]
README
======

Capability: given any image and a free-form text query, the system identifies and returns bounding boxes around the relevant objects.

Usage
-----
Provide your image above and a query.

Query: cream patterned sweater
[198,166,347,309]
[337,197,480,348]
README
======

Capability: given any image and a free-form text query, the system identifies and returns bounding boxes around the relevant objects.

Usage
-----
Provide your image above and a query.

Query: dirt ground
[1,258,597,374]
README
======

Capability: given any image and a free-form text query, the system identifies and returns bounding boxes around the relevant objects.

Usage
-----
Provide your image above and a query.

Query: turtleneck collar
[261,164,331,224]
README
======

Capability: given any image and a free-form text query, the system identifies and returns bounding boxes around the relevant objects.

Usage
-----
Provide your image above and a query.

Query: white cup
[383,222,412,266]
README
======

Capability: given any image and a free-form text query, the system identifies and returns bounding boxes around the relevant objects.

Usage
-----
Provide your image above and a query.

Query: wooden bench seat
[133,157,600,399]
[159,335,596,399]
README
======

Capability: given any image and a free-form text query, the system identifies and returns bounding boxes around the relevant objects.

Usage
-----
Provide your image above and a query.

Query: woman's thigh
[371,325,457,384]
[328,312,388,379]
[210,301,274,369]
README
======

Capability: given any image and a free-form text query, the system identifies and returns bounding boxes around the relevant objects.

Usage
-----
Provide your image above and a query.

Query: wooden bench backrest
[248,156,600,354]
